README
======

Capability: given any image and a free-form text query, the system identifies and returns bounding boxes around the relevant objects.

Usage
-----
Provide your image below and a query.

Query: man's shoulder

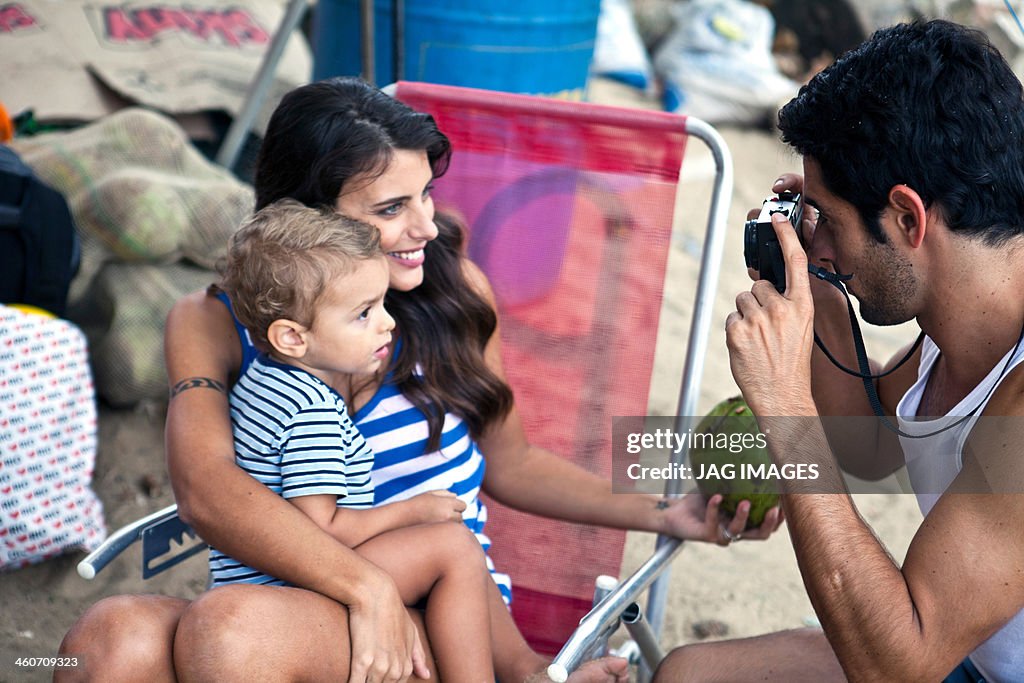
[959,364,1024,493]
[980,362,1024,417]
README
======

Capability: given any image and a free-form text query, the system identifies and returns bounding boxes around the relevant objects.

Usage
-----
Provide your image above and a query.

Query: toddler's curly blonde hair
[220,199,383,352]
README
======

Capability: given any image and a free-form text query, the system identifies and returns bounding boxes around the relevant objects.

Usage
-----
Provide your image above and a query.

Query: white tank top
[896,335,1024,682]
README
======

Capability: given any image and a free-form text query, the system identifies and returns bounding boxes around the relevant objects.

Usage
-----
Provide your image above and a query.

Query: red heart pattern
[0,308,107,568]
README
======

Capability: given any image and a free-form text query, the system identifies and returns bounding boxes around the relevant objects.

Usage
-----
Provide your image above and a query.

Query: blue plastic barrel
[312,0,601,99]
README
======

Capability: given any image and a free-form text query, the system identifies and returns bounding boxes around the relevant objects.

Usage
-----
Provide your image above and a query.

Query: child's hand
[406,490,467,525]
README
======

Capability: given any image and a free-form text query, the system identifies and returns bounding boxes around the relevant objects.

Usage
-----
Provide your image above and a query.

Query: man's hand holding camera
[726,190,817,420]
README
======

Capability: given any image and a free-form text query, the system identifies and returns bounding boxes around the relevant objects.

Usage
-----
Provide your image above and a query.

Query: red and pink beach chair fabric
[394,82,685,654]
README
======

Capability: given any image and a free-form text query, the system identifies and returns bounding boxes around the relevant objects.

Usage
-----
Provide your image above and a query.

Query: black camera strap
[807,264,1024,439]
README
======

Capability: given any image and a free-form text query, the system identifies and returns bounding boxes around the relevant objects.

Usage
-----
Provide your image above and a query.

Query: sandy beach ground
[0,78,925,680]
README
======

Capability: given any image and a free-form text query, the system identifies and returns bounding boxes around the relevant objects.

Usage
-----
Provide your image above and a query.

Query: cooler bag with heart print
[0,305,107,570]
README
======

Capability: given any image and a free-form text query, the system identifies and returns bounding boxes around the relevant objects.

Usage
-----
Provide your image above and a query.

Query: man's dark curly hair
[778,19,1024,245]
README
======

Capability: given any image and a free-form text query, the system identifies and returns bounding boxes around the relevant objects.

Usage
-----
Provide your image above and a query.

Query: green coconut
[690,396,780,529]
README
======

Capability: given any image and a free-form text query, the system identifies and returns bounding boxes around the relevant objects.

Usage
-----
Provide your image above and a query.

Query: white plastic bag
[591,0,655,90]
[653,0,799,125]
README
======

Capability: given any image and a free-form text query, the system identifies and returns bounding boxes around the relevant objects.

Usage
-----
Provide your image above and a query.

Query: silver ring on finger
[720,525,741,543]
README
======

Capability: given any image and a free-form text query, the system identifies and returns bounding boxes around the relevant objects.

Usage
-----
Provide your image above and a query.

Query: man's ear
[888,184,928,248]
[267,319,309,359]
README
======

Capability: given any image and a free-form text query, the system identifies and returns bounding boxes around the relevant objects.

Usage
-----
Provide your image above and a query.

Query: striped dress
[209,355,374,586]
[215,293,512,602]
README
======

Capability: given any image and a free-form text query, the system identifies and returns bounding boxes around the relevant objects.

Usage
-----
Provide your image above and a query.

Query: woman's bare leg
[174,583,436,682]
[356,521,494,682]
[55,594,187,683]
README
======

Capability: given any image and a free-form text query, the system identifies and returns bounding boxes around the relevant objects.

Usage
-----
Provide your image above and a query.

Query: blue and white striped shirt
[209,355,374,586]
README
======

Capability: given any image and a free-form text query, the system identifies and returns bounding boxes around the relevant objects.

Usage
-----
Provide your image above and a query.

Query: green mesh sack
[82,262,217,406]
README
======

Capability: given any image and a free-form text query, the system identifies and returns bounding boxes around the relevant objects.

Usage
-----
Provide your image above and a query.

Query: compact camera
[743,191,804,292]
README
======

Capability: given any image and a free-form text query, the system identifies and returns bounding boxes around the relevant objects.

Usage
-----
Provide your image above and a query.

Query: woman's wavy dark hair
[778,20,1024,246]
[253,77,512,449]
[386,213,513,450]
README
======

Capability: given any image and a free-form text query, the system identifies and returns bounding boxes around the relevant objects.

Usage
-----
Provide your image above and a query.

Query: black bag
[0,145,80,317]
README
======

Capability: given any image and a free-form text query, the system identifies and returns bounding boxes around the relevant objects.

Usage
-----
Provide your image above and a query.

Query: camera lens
[743,220,759,270]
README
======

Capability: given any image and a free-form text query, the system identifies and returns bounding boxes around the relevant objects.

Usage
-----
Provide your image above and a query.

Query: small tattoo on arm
[170,377,226,399]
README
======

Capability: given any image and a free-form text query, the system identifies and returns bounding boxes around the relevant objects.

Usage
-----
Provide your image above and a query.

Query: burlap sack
[9,108,253,405]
